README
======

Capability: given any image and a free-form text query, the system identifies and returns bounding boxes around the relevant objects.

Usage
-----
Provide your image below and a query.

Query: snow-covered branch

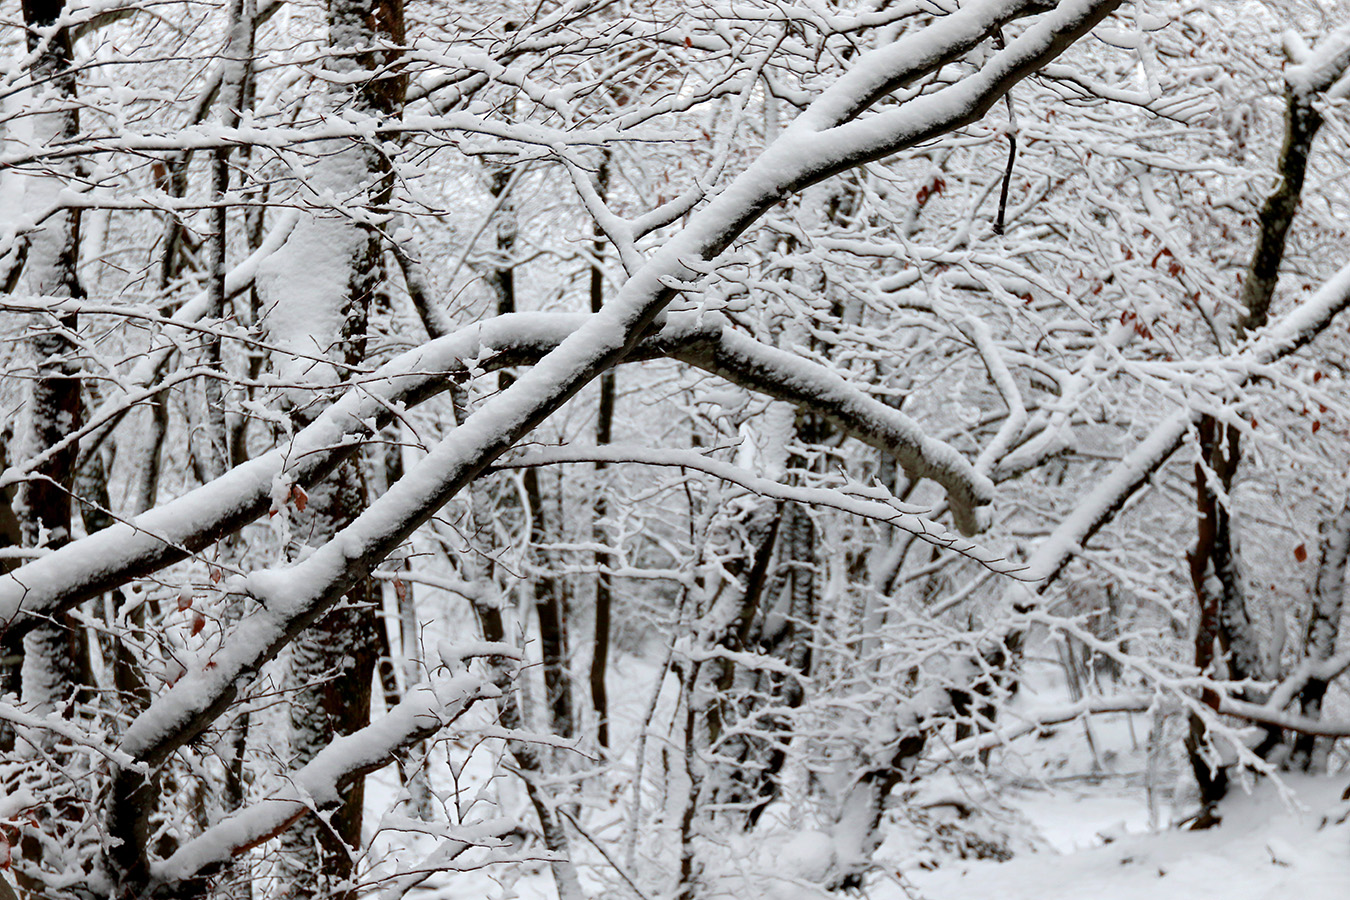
[0,308,996,629]
[500,444,1023,576]
[1023,255,1350,586]
[145,666,506,891]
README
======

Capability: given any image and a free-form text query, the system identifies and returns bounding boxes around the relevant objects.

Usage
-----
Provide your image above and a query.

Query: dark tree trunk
[589,152,615,751]
[279,468,381,900]
[1184,55,1331,819]
[1186,414,1245,819]
[485,160,575,740]
[13,0,91,772]
[0,438,24,753]
[269,0,406,895]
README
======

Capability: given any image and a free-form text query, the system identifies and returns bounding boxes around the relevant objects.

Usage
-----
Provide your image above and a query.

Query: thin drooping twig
[993,91,1017,235]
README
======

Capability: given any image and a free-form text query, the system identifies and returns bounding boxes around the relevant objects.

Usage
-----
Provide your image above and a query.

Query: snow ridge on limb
[409,291,993,529]
[500,444,1022,575]
[1242,257,1350,363]
[9,0,1120,781]
[1217,696,1350,739]
[1023,409,1190,585]
[1283,23,1350,98]
[930,693,1154,761]
[775,0,1126,181]
[663,318,994,535]
[0,309,992,630]
[795,0,1063,131]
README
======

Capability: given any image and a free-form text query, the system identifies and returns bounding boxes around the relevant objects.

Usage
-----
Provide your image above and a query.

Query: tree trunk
[484,160,575,740]
[11,2,92,826]
[1289,497,1350,771]
[278,470,380,900]
[1184,51,1332,819]
[201,0,255,482]
[589,152,615,751]
[261,0,405,895]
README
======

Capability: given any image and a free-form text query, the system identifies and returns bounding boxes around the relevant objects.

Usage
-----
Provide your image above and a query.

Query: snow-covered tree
[4,1,1350,897]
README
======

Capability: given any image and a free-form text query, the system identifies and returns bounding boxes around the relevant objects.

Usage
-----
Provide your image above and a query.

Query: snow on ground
[1011,784,1152,853]
[897,775,1350,900]
[883,655,1350,900]
[349,633,1350,900]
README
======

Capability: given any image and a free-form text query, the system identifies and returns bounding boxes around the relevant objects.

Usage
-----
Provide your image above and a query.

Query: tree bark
[1184,38,1341,817]
[589,152,616,751]
[270,0,404,882]
[11,15,92,860]
[1289,497,1350,770]
[485,159,575,740]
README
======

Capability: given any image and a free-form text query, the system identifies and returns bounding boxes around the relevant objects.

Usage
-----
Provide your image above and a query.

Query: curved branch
[0,310,992,631]
[656,317,993,534]
[499,445,1021,575]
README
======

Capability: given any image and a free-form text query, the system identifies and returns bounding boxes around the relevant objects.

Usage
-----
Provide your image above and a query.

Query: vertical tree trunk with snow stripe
[12,0,89,735]
[257,0,405,895]
[9,0,92,890]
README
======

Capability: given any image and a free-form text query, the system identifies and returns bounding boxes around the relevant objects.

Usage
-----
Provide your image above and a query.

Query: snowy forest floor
[898,773,1350,900]
[728,657,1350,900]
[874,656,1350,900]
[363,646,1350,900]
[873,659,1350,900]
[889,662,1350,900]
